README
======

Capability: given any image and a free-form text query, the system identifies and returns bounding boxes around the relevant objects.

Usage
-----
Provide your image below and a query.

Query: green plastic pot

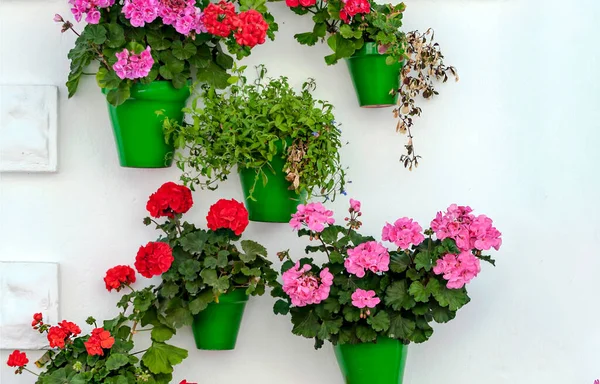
[334,337,408,384]
[102,81,190,168]
[191,290,249,350]
[238,140,306,223]
[345,42,403,108]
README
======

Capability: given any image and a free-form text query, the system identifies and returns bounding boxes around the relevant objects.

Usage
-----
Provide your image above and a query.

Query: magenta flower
[344,241,389,278]
[351,289,380,309]
[123,0,159,27]
[381,217,424,250]
[349,198,361,213]
[290,202,335,233]
[53,14,64,22]
[112,47,154,80]
[282,262,333,307]
[594,380,599,384]
[430,204,502,252]
[433,251,481,289]
[68,0,114,23]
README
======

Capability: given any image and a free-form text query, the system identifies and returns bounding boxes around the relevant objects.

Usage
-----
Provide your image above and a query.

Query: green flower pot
[238,140,306,223]
[334,337,408,384]
[191,290,249,350]
[102,81,190,168]
[345,42,403,108]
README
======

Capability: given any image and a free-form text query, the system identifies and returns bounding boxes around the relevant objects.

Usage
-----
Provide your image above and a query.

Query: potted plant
[273,199,502,383]
[54,0,277,168]
[5,262,195,383]
[164,65,347,222]
[142,181,279,350]
[282,1,458,167]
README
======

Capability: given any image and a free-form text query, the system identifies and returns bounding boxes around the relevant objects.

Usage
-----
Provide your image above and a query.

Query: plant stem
[131,349,148,355]
[23,368,40,377]
[128,320,139,342]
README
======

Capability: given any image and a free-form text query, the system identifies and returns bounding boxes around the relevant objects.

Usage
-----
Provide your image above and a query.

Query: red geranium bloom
[134,242,174,278]
[206,199,249,236]
[31,313,43,327]
[146,182,193,218]
[179,381,197,384]
[47,326,69,349]
[6,350,28,367]
[104,265,136,292]
[340,0,370,23]
[84,328,115,356]
[203,0,239,37]
[58,320,81,337]
[234,10,268,48]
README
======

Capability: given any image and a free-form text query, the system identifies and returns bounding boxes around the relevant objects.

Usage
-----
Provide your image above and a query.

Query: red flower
[47,326,69,349]
[206,199,249,236]
[146,182,193,218]
[104,265,136,292]
[6,350,28,367]
[135,242,174,278]
[84,328,115,356]
[179,381,197,384]
[59,320,81,337]
[203,1,239,38]
[340,0,370,23]
[31,313,43,327]
[285,0,315,7]
[234,10,268,48]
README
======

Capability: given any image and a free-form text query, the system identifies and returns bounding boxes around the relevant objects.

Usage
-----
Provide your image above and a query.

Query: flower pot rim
[101,80,191,101]
[213,289,249,304]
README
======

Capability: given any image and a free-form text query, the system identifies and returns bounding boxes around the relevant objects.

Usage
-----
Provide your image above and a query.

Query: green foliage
[148,211,279,330]
[273,208,496,349]
[164,64,346,200]
[60,2,278,105]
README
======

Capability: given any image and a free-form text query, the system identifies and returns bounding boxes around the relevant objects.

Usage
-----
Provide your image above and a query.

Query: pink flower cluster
[433,251,481,289]
[290,203,335,233]
[113,47,154,80]
[351,289,380,309]
[430,204,502,252]
[69,0,114,24]
[282,262,333,307]
[349,198,361,213]
[381,217,424,249]
[121,0,206,35]
[345,241,389,278]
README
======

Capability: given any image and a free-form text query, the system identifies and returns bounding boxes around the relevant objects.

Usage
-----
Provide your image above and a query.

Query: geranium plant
[282,0,458,167]
[6,262,194,383]
[273,200,502,348]
[163,64,346,200]
[54,0,278,105]
[142,182,279,329]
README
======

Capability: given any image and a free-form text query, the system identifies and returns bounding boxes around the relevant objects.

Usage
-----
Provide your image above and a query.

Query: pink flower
[594,380,599,384]
[344,241,389,278]
[381,217,424,249]
[433,251,481,289]
[53,14,64,22]
[112,47,154,80]
[290,202,335,233]
[349,198,361,213]
[351,289,380,309]
[69,0,114,23]
[123,0,158,27]
[85,8,101,23]
[156,0,206,35]
[430,204,502,252]
[282,262,333,307]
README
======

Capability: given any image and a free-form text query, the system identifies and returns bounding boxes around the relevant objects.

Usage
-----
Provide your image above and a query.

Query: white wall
[1,0,599,382]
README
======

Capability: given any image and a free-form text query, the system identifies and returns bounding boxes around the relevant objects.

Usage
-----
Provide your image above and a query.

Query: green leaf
[105,353,129,371]
[96,67,121,90]
[431,304,456,323]
[171,41,197,60]
[476,254,496,266]
[216,250,229,267]
[339,24,362,39]
[239,0,267,12]
[342,305,360,322]
[414,251,433,271]
[291,310,320,338]
[408,281,429,302]
[185,279,203,295]
[214,276,230,292]
[178,259,202,280]
[323,297,341,313]
[367,311,390,332]
[240,240,267,262]
[317,318,342,340]
[432,285,470,311]
[188,291,215,314]
[216,51,234,70]
[200,269,218,286]
[273,299,290,315]
[295,32,319,46]
[106,24,125,48]
[146,30,172,50]
[151,326,174,342]
[197,61,230,89]
[356,325,377,342]
[106,85,130,106]
[203,256,218,268]
[385,55,397,65]
[329,251,344,264]
[384,280,410,311]
[179,231,208,253]
[142,342,188,374]
[82,24,107,45]
[320,226,340,244]
[160,282,179,299]
[390,252,411,273]
[388,313,416,339]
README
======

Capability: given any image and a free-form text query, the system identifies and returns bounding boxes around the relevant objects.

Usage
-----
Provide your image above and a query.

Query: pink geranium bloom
[290,202,335,233]
[433,251,481,289]
[349,198,361,213]
[282,262,333,307]
[112,47,154,80]
[381,217,424,250]
[344,241,389,277]
[351,289,380,309]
